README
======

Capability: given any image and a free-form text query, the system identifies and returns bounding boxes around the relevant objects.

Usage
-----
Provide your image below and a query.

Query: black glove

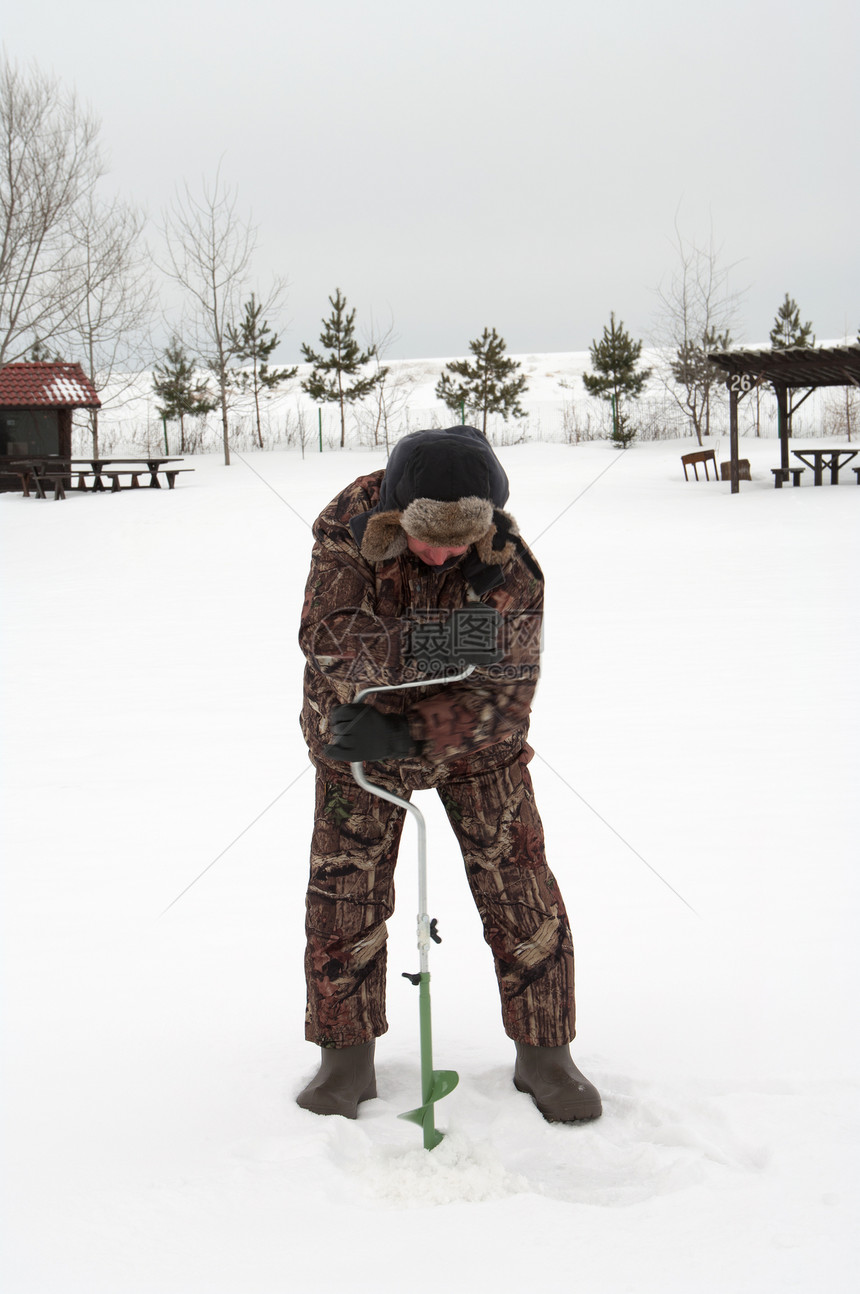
[324,703,417,763]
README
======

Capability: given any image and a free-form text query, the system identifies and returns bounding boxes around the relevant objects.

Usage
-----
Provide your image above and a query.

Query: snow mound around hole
[326,1120,532,1207]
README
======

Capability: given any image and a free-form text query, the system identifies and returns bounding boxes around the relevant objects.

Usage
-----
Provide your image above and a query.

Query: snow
[73,341,856,455]
[2,436,858,1293]
[44,375,94,405]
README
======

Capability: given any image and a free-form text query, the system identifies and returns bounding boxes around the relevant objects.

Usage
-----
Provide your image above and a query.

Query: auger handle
[347,666,474,1148]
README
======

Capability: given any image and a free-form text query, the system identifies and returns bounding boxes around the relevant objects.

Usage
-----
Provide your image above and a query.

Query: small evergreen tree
[606,410,635,449]
[300,288,384,447]
[669,324,732,442]
[769,294,816,436]
[582,312,652,447]
[152,338,217,452]
[435,327,527,436]
[29,338,63,362]
[226,294,297,448]
[769,293,815,349]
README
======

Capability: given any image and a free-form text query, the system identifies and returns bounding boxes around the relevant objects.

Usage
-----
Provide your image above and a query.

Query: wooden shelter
[0,362,101,491]
[707,345,860,493]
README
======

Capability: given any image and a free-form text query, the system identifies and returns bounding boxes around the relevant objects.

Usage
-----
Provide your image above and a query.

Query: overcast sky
[4,0,858,362]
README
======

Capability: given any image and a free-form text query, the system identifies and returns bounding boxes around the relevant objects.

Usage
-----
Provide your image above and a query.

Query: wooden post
[59,408,73,491]
[729,385,740,494]
[775,384,790,477]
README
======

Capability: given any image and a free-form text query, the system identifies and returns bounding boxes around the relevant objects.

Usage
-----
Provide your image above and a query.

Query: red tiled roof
[0,362,101,408]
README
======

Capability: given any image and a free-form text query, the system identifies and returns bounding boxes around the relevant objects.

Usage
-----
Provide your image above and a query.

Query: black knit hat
[349,427,519,566]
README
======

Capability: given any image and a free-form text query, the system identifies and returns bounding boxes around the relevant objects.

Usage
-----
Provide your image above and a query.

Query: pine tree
[300,289,384,447]
[607,409,637,449]
[669,324,732,442]
[29,338,63,362]
[152,338,217,452]
[769,293,815,349]
[226,294,297,448]
[435,327,527,437]
[582,312,652,447]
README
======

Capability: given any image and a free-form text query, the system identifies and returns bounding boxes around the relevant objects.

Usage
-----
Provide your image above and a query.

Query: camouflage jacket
[299,470,544,773]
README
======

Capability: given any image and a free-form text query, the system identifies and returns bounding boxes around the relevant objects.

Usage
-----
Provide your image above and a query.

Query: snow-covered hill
[74,345,857,457]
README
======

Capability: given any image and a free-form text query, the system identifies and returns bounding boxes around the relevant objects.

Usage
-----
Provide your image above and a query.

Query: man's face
[405,533,469,566]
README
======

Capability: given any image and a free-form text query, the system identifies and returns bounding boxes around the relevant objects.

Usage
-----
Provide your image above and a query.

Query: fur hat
[351,428,520,568]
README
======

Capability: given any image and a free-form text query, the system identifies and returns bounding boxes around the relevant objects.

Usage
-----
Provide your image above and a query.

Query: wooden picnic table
[70,457,185,490]
[791,447,859,486]
[10,456,190,498]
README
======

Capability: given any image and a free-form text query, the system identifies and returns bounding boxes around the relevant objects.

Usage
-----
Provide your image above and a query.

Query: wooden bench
[27,467,98,497]
[8,467,37,497]
[108,467,194,490]
[161,468,194,488]
[18,463,102,494]
[681,449,718,481]
[16,462,194,498]
[31,471,69,500]
[771,467,805,488]
[30,468,96,498]
[720,459,751,481]
[854,467,860,484]
[105,470,145,492]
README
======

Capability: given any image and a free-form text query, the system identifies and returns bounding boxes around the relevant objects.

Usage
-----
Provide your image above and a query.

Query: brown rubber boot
[296,1041,377,1119]
[513,1042,602,1123]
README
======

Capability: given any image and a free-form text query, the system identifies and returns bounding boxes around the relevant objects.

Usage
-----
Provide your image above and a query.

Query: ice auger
[349,605,501,1150]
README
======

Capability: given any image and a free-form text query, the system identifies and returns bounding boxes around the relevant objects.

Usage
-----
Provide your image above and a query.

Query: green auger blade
[399,970,459,1148]
[399,1069,460,1149]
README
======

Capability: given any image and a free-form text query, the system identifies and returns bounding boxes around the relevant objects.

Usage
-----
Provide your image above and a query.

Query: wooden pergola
[707,344,860,493]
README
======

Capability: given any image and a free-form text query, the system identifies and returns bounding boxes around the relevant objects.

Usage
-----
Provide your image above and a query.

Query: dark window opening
[0,410,61,457]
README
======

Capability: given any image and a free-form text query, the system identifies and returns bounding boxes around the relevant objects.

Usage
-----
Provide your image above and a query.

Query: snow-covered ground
[2,437,858,1293]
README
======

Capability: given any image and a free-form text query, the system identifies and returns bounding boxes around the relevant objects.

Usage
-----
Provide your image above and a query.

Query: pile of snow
[2,438,857,1292]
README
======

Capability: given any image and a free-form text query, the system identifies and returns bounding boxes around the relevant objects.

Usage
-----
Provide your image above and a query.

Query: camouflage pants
[304,742,576,1048]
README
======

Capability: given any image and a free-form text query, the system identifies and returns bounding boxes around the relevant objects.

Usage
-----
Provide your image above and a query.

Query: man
[296,426,601,1124]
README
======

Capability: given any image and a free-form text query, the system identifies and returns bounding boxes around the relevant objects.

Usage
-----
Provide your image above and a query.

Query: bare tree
[559,392,595,444]
[654,217,746,445]
[295,403,313,459]
[823,385,858,443]
[161,166,280,465]
[67,192,156,455]
[0,56,103,364]
[357,315,416,454]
